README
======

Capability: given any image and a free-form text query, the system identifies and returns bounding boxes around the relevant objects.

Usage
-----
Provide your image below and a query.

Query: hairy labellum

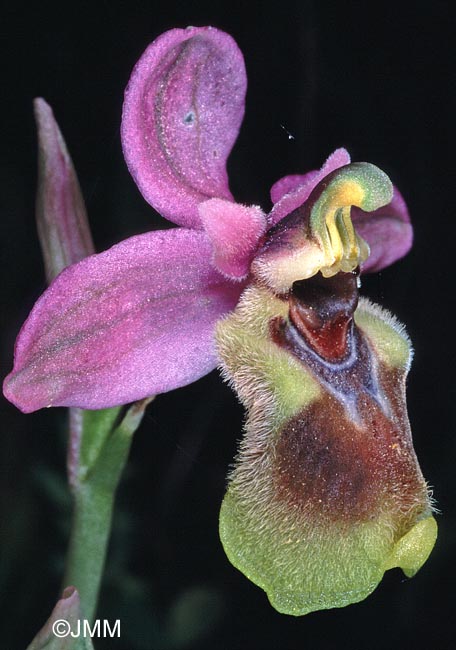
[216,277,436,616]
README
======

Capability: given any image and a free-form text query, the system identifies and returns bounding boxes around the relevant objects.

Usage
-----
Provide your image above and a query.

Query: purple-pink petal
[354,186,413,272]
[199,198,267,279]
[268,148,351,227]
[3,229,241,413]
[121,26,247,230]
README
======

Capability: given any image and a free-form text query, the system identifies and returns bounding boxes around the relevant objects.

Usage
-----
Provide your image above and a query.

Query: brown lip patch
[274,366,428,527]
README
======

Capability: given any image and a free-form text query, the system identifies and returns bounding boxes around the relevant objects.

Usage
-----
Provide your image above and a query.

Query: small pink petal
[199,198,267,279]
[3,229,241,413]
[34,98,95,282]
[354,186,413,272]
[121,26,247,229]
[268,148,351,227]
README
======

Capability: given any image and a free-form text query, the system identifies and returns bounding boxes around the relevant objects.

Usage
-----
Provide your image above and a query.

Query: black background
[1,1,455,648]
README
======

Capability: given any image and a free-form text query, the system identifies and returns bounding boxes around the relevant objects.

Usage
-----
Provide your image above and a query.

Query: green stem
[63,479,117,623]
[62,400,151,622]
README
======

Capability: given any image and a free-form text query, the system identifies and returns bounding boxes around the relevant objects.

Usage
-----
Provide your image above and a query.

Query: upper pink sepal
[3,229,241,412]
[199,198,267,279]
[353,186,413,272]
[34,98,95,282]
[268,148,351,227]
[270,170,319,205]
[121,26,247,230]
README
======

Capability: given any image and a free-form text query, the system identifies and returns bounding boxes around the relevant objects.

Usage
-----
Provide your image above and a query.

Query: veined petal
[121,26,247,229]
[199,198,267,280]
[269,148,351,227]
[34,98,95,282]
[4,229,241,413]
[353,186,413,272]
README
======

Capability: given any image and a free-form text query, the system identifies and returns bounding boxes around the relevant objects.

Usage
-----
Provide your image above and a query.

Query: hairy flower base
[217,285,436,615]
[220,492,436,615]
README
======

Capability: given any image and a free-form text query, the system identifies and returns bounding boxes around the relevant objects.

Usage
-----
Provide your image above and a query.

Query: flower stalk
[63,402,152,621]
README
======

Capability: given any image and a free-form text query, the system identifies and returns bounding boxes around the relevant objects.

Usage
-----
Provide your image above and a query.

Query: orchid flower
[3,26,436,615]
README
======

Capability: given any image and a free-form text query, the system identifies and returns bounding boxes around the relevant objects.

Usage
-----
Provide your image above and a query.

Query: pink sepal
[4,229,241,412]
[121,27,247,229]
